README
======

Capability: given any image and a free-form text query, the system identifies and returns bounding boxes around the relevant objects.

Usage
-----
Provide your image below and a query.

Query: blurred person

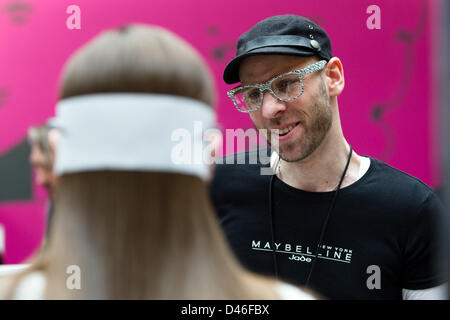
[0,24,315,299]
[28,125,56,235]
[28,125,55,196]
[210,15,448,299]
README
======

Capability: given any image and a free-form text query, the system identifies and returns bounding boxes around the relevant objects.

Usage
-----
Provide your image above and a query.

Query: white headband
[50,93,215,179]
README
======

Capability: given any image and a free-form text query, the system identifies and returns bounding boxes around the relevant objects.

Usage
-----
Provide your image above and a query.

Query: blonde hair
[2,24,298,299]
[59,24,214,105]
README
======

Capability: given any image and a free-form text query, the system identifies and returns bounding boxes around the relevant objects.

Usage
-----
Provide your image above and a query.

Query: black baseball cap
[223,15,333,84]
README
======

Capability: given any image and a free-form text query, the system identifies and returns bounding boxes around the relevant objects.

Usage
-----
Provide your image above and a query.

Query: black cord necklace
[268,145,353,287]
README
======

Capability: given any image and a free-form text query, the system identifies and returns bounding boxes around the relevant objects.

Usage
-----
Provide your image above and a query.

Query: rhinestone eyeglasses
[227,60,327,113]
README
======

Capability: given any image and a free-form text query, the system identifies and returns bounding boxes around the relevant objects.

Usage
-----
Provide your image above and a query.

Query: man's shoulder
[210,149,272,194]
[368,156,434,193]
[365,156,439,208]
[213,148,272,176]
[213,152,435,192]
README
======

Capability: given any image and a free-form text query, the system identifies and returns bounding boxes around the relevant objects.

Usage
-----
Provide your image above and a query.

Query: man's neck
[276,134,362,192]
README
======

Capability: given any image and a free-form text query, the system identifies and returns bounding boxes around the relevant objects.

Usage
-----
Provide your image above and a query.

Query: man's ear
[324,57,345,97]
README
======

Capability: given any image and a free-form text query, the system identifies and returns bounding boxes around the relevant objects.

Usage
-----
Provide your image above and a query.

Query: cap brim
[223,46,317,84]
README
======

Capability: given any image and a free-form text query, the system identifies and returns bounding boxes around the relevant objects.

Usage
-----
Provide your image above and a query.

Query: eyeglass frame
[227,60,327,113]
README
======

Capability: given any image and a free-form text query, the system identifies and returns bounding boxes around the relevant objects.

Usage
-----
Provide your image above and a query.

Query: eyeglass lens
[233,73,302,112]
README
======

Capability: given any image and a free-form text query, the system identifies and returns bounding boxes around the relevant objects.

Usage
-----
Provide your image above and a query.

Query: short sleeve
[402,191,448,290]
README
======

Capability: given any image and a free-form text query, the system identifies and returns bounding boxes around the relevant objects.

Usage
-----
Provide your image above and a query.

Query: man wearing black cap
[210,15,447,299]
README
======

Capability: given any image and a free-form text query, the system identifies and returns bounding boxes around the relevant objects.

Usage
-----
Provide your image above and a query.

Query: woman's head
[59,24,215,106]
[2,23,289,300]
[53,24,221,183]
[34,24,228,299]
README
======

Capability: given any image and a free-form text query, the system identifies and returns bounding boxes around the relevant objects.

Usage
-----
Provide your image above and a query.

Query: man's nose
[260,91,287,119]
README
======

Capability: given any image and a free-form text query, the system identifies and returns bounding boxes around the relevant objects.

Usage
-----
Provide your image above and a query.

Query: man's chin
[279,155,303,163]
[277,149,303,163]
[277,144,314,163]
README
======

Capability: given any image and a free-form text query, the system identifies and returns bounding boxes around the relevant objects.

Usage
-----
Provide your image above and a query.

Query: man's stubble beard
[276,79,333,163]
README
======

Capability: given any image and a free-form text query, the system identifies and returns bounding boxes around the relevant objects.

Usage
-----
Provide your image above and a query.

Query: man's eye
[245,90,260,100]
[278,80,294,89]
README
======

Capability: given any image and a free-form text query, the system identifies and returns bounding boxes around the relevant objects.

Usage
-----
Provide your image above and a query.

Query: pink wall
[0,0,442,263]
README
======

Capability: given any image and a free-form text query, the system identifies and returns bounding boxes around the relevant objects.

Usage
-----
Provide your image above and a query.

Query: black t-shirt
[209,150,447,299]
